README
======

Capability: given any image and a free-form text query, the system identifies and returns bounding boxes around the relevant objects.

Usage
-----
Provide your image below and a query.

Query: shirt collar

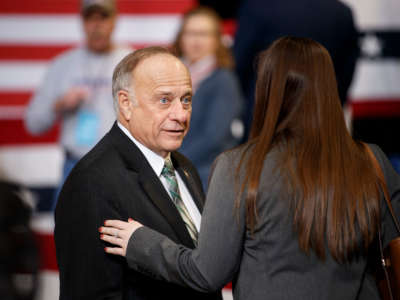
[117,122,166,177]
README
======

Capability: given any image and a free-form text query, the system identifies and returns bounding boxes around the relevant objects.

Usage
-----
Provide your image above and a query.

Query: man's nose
[169,100,189,123]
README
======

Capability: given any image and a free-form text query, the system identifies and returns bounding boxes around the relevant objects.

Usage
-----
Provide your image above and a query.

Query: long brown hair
[172,6,234,69]
[236,36,383,263]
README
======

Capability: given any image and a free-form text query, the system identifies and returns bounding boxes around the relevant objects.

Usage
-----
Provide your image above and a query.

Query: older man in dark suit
[54,47,222,300]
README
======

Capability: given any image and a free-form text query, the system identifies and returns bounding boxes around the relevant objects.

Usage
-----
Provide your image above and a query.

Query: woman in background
[173,7,243,190]
[100,37,400,299]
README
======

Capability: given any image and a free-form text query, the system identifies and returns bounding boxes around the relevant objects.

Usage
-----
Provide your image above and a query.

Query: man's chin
[162,140,184,153]
[88,41,111,53]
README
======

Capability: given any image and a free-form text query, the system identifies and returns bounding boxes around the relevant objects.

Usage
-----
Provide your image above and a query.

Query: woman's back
[217,143,399,300]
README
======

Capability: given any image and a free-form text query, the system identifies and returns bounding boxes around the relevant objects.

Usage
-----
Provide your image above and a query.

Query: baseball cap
[81,0,117,17]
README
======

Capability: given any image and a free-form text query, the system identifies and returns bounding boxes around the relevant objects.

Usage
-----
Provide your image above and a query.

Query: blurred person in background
[233,0,359,137]
[24,0,131,208]
[0,181,39,300]
[100,37,400,300]
[173,6,244,190]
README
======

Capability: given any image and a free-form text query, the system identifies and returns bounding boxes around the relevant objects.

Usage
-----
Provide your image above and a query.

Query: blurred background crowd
[0,0,399,299]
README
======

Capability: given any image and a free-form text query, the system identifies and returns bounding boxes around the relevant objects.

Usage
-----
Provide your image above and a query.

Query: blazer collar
[108,122,198,248]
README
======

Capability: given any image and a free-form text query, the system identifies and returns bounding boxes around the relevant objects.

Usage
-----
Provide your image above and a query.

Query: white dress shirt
[117,122,201,231]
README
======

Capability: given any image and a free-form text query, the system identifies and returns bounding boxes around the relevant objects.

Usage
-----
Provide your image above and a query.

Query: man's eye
[160,97,168,104]
[182,97,191,104]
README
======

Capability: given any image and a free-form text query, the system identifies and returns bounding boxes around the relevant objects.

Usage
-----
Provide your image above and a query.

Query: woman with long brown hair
[100,37,400,299]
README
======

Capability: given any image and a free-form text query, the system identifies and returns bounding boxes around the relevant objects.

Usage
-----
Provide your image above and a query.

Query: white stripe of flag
[0,14,182,45]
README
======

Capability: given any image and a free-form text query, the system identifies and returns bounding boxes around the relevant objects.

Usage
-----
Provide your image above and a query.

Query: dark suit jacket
[234,0,359,136]
[54,122,222,300]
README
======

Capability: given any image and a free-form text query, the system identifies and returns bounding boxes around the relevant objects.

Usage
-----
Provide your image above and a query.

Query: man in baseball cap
[25,0,131,212]
[81,0,117,17]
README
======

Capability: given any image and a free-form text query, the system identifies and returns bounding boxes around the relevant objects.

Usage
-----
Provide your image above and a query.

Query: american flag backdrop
[343,0,400,169]
[0,1,236,299]
[0,0,399,299]
[344,0,400,119]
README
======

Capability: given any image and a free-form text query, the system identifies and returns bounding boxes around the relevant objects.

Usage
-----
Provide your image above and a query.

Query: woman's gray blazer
[126,144,400,300]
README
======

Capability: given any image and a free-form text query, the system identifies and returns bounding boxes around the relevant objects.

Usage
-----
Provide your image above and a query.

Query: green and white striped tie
[161,156,198,245]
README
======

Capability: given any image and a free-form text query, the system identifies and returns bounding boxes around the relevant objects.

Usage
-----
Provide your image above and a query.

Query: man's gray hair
[111,47,174,113]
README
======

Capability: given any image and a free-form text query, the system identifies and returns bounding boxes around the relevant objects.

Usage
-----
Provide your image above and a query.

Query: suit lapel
[172,153,205,214]
[138,168,195,248]
[109,122,195,248]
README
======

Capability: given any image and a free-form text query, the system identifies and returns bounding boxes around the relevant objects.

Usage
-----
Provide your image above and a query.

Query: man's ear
[118,90,132,121]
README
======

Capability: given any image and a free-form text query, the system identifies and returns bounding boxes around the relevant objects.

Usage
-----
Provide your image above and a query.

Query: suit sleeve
[370,144,400,247]
[233,2,261,97]
[125,152,246,292]
[55,168,125,300]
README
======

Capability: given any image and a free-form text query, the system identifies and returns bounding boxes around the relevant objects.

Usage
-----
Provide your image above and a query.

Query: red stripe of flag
[0,0,196,14]
[0,119,60,145]
[0,45,75,61]
[119,0,196,14]
[351,99,400,118]
[0,91,32,105]
[34,232,58,272]
[0,44,162,61]
[222,19,237,36]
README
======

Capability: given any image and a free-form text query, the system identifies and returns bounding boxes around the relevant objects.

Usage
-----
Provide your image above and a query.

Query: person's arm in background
[102,152,247,292]
[233,0,261,101]
[25,54,88,135]
[180,71,243,172]
[55,168,125,300]
[334,5,360,106]
[232,0,267,137]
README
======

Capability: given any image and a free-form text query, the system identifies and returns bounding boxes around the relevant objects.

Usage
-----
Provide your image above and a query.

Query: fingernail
[104,247,108,252]
[128,218,133,222]
[100,234,104,239]
[98,227,102,232]
[104,220,107,225]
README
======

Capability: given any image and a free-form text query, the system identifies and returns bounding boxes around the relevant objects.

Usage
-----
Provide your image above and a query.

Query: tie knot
[161,156,175,177]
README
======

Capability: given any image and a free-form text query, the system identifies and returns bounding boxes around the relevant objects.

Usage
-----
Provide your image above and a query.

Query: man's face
[121,54,192,157]
[83,11,115,53]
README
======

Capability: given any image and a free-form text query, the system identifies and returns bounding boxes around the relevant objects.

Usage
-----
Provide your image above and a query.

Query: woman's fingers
[99,226,119,236]
[100,218,142,258]
[99,226,131,240]
[100,233,124,247]
[104,219,129,229]
[104,246,125,256]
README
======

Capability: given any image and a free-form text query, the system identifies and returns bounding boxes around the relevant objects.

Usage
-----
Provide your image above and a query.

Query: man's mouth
[164,129,185,135]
